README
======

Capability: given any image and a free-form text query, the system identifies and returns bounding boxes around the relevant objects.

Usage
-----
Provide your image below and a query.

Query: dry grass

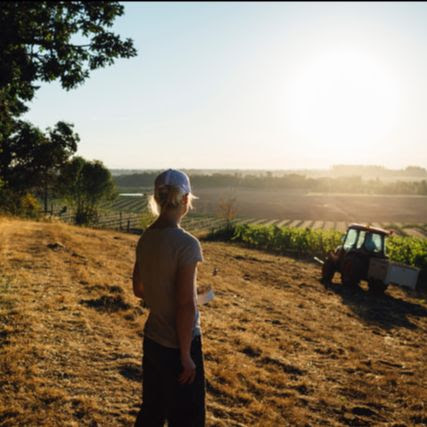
[0,217,426,426]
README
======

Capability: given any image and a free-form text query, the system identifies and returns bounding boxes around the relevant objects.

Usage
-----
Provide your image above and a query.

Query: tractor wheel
[368,279,388,296]
[321,259,335,283]
[341,256,361,288]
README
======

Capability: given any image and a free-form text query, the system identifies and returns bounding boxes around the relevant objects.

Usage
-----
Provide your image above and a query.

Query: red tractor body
[322,223,392,294]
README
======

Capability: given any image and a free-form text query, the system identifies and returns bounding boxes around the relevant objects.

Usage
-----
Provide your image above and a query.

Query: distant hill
[112,170,427,195]
[110,165,427,179]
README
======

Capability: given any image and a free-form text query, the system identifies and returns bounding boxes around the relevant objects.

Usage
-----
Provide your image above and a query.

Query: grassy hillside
[0,218,426,426]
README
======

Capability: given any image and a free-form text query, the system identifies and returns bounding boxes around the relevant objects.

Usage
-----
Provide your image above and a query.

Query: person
[132,169,206,427]
[364,232,378,253]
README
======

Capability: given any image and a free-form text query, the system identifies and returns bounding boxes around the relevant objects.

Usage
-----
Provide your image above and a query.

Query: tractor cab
[341,224,389,258]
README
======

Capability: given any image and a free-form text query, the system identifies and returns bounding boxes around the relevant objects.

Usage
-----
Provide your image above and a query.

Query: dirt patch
[80,295,131,312]
[193,187,427,223]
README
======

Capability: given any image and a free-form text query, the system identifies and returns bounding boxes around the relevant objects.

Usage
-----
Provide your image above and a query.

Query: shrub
[0,189,41,218]
[208,223,342,258]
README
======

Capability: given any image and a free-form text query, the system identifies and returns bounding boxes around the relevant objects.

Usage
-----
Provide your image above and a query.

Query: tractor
[321,223,392,294]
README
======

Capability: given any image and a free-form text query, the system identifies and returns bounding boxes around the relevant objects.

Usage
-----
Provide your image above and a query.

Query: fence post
[120,211,122,230]
[127,219,130,232]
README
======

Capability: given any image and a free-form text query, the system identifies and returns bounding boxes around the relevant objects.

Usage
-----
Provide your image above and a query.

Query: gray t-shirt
[136,227,204,349]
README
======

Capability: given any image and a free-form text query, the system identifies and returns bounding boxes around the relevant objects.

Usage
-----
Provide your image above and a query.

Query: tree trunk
[43,178,48,213]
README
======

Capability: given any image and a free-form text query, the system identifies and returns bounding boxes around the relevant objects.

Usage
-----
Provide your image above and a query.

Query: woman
[132,169,206,427]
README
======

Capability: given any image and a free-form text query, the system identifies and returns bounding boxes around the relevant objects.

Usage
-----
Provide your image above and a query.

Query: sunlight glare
[283,48,401,160]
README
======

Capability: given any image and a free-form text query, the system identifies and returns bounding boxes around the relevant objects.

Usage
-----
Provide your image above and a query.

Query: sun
[282,48,401,161]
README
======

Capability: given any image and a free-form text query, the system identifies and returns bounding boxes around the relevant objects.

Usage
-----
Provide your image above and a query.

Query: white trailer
[368,258,420,291]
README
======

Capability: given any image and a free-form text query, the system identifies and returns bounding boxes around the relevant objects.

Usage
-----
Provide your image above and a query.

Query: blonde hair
[148,185,197,216]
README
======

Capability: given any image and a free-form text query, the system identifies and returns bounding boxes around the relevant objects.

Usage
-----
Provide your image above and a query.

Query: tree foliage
[0,1,137,141]
[0,2,136,218]
[59,156,117,224]
[0,121,79,210]
[115,172,427,195]
[0,189,41,218]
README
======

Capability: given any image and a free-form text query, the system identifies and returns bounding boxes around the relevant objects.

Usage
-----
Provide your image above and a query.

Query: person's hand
[179,354,196,384]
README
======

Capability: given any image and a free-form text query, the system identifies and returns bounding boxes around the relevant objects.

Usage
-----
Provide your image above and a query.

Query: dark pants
[134,335,206,427]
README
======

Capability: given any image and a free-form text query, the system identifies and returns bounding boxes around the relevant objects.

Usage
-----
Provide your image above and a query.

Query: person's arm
[175,261,198,384]
[132,260,144,299]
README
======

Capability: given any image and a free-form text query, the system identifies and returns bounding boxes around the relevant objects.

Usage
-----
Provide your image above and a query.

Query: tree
[218,196,238,225]
[59,156,116,224]
[0,121,79,211]
[0,2,137,142]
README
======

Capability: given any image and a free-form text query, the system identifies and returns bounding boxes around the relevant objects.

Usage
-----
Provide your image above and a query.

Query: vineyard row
[48,195,427,239]
[53,209,426,242]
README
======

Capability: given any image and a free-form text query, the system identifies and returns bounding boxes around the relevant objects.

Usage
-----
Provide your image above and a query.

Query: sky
[24,2,427,170]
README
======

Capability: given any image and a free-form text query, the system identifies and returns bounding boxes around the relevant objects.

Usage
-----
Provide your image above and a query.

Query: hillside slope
[0,218,426,426]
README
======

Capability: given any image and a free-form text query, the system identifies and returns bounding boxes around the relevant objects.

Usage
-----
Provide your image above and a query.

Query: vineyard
[207,223,427,272]
[51,194,427,239]
[50,194,427,287]
[49,194,427,289]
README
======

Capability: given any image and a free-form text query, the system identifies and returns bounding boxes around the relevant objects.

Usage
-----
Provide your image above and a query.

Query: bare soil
[0,218,426,426]
[193,187,427,223]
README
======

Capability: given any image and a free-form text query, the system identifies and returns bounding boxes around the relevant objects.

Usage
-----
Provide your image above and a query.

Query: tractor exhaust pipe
[313,256,324,265]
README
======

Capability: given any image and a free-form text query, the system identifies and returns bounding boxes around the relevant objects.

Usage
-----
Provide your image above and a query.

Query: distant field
[191,187,427,223]
[66,192,426,239]
[97,189,427,225]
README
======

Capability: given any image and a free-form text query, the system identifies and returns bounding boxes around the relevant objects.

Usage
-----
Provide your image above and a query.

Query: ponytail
[148,185,197,216]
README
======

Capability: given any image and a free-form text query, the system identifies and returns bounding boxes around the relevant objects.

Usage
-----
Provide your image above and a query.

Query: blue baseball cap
[155,169,192,194]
